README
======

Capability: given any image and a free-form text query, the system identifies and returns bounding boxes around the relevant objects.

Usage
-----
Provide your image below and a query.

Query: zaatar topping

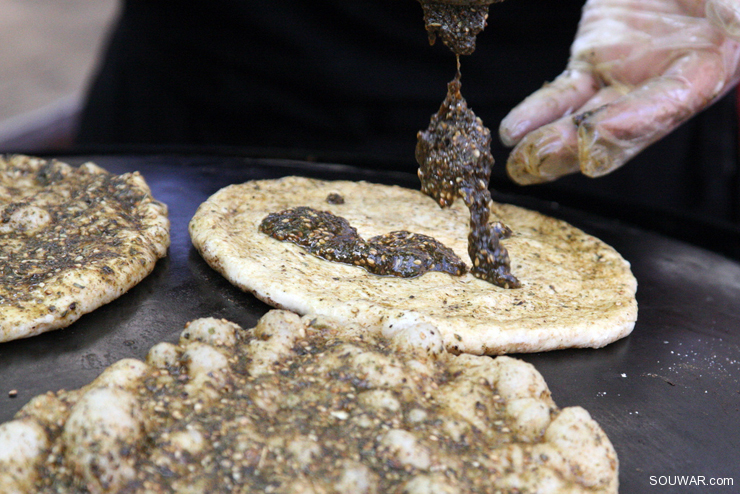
[418,1,493,55]
[326,192,345,204]
[0,155,169,343]
[1,163,149,306]
[417,73,520,288]
[1,312,619,492]
[259,206,466,278]
[416,73,492,209]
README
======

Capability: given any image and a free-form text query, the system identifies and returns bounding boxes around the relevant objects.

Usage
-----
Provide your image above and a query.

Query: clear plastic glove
[500,0,740,184]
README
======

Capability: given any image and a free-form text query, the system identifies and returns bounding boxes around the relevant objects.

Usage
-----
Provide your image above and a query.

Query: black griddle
[1,154,738,492]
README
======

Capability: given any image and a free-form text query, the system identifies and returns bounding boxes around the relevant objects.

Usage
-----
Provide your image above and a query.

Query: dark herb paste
[418,1,493,55]
[326,193,345,205]
[416,72,520,288]
[260,206,466,278]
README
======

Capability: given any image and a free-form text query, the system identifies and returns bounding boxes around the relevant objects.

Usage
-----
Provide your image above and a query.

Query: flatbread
[189,176,637,355]
[0,310,619,493]
[0,155,170,342]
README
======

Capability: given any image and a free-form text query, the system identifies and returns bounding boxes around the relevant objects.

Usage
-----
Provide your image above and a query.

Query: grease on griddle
[416,72,519,289]
[419,2,490,55]
[260,206,466,278]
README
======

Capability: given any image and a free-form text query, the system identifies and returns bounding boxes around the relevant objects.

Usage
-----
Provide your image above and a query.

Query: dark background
[74,0,740,225]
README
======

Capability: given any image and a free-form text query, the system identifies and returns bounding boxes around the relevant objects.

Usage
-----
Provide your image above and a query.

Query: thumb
[706,0,740,41]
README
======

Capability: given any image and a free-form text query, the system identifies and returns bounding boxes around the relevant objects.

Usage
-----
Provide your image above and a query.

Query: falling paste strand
[416,71,520,289]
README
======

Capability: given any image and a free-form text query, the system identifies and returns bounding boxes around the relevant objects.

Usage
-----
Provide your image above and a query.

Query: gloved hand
[499,0,740,184]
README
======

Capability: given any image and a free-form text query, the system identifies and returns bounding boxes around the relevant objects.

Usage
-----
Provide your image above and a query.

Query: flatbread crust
[0,310,619,492]
[0,155,170,342]
[189,176,637,355]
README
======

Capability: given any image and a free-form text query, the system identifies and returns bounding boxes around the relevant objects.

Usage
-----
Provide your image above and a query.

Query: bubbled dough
[0,310,618,493]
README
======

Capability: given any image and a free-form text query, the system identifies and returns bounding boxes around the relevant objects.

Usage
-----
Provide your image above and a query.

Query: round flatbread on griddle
[0,155,170,342]
[189,176,637,355]
[0,310,619,493]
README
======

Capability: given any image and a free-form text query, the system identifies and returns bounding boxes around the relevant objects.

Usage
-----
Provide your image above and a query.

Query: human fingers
[499,68,598,147]
[707,0,740,40]
[505,86,624,184]
[576,50,729,177]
